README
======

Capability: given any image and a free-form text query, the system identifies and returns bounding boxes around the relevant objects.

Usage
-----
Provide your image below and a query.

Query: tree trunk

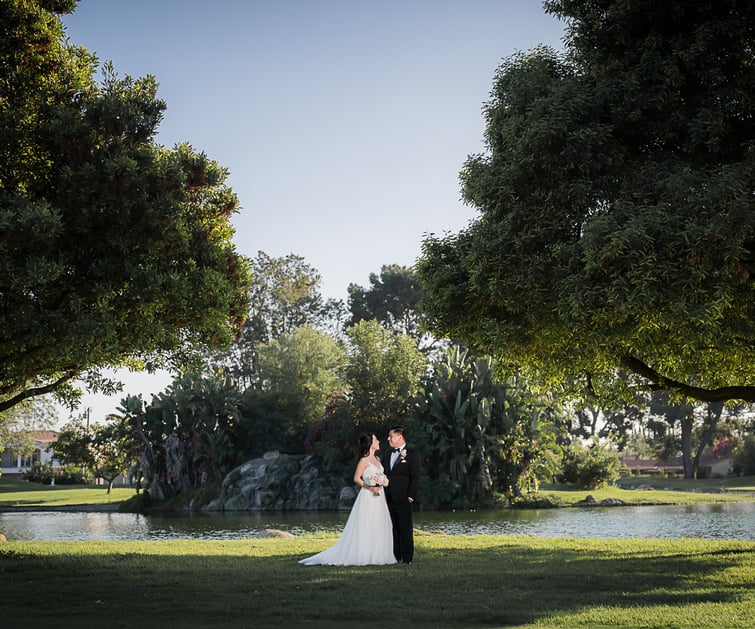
[164,434,194,496]
[693,405,723,479]
[130,425,166,501]
[680,413,694,479]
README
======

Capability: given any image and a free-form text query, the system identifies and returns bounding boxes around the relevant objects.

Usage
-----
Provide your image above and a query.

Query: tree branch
[621,355,755,403]
[0,372,76,413]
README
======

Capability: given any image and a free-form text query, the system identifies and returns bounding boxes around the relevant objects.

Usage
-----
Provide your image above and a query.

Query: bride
[299,433,396,566]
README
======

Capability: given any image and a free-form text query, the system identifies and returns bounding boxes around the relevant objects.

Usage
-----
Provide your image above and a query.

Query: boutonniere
[400,449,407,462]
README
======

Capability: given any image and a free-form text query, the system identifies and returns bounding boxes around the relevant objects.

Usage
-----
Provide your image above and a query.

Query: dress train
[299,463,396,566]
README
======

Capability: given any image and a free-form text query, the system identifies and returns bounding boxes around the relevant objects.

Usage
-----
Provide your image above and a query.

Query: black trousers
[388,501,414,563]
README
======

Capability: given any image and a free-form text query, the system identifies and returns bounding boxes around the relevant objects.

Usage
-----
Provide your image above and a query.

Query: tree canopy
[344,320,427,426]
[257,325,346,428]
[206,251,331,390]
[0,1,250,413]
[347,264,433,351]
[417,0,755,404]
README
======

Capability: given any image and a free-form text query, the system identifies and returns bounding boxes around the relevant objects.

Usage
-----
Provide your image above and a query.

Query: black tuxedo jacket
[384,446,420,504]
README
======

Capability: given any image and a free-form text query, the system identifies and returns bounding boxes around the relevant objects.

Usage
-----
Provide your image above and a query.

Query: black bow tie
[392,448,401,453]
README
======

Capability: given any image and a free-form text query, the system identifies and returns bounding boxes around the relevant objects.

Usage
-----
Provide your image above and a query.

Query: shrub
[55,464,94,485]
[510,493,563,509]
[556,443,621,488]
[25,463,94,485]
[732,434,755,477]
[712,437,735,459]
[24,462,53,484]
[302,392,361,480]
[418,473,465,510]
[25,463,93,485]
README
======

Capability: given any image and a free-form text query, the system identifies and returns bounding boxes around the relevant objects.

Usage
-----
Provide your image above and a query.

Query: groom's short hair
[390,425,406,439]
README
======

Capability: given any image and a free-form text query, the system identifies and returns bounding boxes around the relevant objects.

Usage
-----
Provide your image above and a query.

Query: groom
[384,425,420,564]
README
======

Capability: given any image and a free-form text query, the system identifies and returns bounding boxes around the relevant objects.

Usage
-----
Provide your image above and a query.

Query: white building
[1,430,59,477]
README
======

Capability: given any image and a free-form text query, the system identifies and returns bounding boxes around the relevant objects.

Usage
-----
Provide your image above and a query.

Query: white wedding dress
[299,462,396,566]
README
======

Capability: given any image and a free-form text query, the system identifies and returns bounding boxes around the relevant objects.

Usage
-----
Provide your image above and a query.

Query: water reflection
[1,502,754,542]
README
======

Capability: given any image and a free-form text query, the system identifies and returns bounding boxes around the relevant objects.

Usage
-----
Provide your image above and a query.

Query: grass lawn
[539,479,755,507]
[615,475,755,493]
[2,476,754,627]
[0,534,753,628]
[0,477,135,509]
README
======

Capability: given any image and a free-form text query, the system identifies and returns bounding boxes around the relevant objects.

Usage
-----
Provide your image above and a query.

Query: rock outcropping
[202,452,353,512]
[575,494,626,507]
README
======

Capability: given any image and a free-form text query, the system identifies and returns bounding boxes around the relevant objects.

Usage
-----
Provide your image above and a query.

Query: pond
[2,501,755,542]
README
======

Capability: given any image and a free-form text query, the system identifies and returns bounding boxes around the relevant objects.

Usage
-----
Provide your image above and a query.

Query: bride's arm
[353,458,368,487]
[353,458,378,492]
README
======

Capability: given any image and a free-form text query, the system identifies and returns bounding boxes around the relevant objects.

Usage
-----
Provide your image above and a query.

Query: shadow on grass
[1,538,753,628]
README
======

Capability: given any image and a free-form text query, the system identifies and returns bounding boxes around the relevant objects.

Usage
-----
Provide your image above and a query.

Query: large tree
[53,417,136,493]
[344,319,427,427]
[0,1,250,414]
[257,325,346,430]
[347,264,435,353]
[647,392,745,479]
[417,0,755,404]
[206,251,334,390]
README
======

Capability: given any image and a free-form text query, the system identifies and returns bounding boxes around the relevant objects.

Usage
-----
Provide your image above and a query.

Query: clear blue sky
[59,0,566,422]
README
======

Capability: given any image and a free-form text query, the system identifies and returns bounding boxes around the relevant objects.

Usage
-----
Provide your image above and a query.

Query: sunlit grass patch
[0,477,135,508]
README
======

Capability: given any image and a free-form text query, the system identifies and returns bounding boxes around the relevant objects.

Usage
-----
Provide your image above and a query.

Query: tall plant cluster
[117,374,242,501]
[113,317,430,500]
[411,347,558,509]
[99,252,576,507]
[114,340,567,508]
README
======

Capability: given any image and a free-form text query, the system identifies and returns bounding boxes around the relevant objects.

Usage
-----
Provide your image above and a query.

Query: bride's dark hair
[358,433,373,458]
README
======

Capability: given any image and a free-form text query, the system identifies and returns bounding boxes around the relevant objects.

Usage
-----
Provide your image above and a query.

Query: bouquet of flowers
[370,472,389,487]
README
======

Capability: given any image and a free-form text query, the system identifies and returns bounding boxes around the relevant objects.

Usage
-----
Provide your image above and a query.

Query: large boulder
[203,452,350,512]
